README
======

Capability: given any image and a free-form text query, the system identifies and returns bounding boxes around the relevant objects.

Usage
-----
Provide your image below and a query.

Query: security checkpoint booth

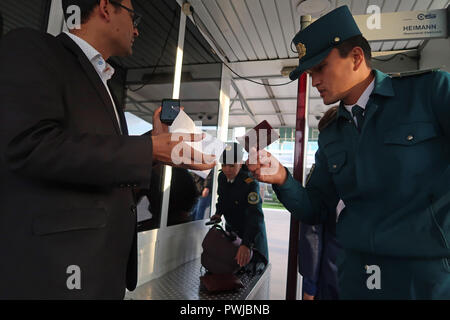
[0,0,449,300]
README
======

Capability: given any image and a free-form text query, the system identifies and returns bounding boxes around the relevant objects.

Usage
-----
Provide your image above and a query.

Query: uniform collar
[372,69,395,98]
[337,69,394,120]
[63,32,115,82]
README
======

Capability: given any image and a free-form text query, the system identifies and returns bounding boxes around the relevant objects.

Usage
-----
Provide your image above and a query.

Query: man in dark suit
[0,0,214,299]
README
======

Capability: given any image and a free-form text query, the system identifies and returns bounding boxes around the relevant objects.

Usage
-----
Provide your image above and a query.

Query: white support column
[46,0,64,36]
[172,12,186,99]
[160,8,187,229]
[210,64,232,216]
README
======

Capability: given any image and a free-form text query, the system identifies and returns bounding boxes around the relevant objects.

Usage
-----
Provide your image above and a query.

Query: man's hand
[246,148,287,185]
[235,245,252,267]
[303,293,315,300]
[151,133,216,171]
[152,106,169,136]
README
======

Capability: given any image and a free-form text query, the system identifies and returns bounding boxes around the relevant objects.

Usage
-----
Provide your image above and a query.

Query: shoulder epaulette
[244,177,254,184]
[390,68,439,78]
[318,105,338,132]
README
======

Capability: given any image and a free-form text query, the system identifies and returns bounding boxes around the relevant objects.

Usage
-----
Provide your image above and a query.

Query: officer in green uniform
[248,5,450,299]
[210,142,269,266]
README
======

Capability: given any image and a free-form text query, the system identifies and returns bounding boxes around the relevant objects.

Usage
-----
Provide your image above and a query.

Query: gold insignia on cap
[334,36,341,43]
[226,145,232,151]
[296,43,306,60]
[248,192,259,205]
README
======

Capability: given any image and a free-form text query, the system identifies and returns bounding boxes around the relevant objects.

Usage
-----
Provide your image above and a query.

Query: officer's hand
[202,188,210,198]
[235,245,251,267]
[246,148,287,185]
[151,133,216,171]
[303,293,315,300]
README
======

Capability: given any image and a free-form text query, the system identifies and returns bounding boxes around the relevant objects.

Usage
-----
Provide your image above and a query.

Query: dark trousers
[337,250,450,299]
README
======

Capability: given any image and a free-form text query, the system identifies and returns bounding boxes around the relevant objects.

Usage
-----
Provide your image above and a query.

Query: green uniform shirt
[274,69,450,259]
[216,168,268,259]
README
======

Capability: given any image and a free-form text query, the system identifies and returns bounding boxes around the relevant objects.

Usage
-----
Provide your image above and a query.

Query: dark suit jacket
[0,29,153,299]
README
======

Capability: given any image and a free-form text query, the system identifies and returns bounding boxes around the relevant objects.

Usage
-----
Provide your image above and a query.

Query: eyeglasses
[110,1,142,28]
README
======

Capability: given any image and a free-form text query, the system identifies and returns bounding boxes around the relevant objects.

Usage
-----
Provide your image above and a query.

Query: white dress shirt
[64,32,123,133]
[344,78,375,126]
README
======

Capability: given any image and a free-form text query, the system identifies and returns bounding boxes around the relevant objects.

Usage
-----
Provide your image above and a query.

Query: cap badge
[296,43,307,60]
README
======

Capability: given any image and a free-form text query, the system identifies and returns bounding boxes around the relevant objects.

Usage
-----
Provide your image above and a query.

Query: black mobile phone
[160,99,180,125]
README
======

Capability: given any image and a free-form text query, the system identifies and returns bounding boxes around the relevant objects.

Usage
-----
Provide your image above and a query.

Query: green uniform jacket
[274,69,450,259]
[216,168,268,259]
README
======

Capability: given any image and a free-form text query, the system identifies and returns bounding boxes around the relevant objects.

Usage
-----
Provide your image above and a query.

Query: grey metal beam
[261,79,286,126]
[230,80,258,125]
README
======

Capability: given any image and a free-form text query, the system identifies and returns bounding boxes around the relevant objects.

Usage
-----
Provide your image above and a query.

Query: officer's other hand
[210,214,221,221]
[246,147,287,185]
[202,188,210,198]
[303,293,315,300]
[235,245,251,267]
[151,133,216,171]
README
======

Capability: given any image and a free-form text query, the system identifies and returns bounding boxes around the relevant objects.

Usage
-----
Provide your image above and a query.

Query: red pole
[285,71,308,300]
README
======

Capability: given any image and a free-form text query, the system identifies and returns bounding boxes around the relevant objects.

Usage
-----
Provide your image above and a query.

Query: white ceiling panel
[430,0,450,10]
[260,0,290,58]
[284,115,297,127]
[255,114,281,126]
[276,0,298,59]
[245,0,278,59]
[413,0,433,10]
[271,81,299,97]
[351,0,368,14]
[182,0,450,129]
[370,41,383,51]
[234,80,271,98]
[397,0,416,11]
[381,41,396,51]
[278,100,298,112]
[216,0,258,60]
[393,40,409,50]
[248,100,279,113]
[228,115,253,127]
[188,0,238,61]
[230,0,268,60]
[202,0,247,60]
[337,0,353,9]
[382,0,401,12]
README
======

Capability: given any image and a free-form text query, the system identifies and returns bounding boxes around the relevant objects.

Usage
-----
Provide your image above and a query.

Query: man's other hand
[151,133,216,171]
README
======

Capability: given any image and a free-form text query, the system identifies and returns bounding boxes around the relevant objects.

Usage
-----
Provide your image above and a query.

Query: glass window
[120,1,222,229]
[167,62,222,227]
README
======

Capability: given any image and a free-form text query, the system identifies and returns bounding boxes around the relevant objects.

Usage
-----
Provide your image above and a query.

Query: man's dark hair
[335,35,372,68]
[62,0,123,25]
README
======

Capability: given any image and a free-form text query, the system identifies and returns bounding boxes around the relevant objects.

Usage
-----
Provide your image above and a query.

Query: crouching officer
[248,5,450,299]
[210,142,268,266]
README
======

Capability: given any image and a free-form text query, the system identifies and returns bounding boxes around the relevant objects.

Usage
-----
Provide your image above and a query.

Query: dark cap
[289,6,361,80]
[220,142,243,165]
